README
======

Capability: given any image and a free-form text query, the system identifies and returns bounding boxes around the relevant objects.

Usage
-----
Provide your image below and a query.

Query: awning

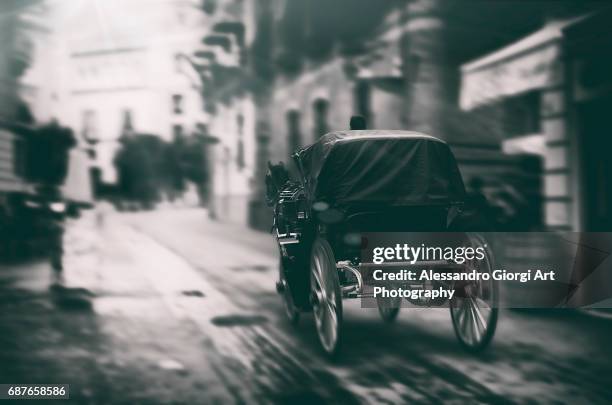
[459,17,586,110]
[502,134,545,156]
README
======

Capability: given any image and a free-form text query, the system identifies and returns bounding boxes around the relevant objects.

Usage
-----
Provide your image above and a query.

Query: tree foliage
[113,133,208,206]
[114,134,164,205]
[25,122,76,186]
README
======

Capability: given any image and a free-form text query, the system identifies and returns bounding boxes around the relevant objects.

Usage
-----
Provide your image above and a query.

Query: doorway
[578,93,612,231]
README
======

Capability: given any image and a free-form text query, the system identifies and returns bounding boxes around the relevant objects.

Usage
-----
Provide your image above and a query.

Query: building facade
[460,9,612,231]
[197,0,265,225]
[0,1,45,207]
[30,0,210,188]
[198,0,606,231]
[258,0,550,230]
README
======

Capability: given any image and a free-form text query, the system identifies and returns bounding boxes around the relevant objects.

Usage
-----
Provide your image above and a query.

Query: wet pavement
[1,208,612,404]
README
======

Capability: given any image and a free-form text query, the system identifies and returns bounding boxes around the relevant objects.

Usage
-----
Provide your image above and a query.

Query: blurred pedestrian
[95,200,113,229]
[38,186,66,272]
[48,211,65,272]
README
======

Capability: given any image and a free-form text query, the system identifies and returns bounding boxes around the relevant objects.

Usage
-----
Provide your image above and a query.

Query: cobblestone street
[1,209,611,403]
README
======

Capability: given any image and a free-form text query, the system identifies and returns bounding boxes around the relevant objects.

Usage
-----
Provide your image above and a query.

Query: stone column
[540,39,574,230]
[249,91,273,230]
[541,87,572,229]
[247,0,275,231]
[400,0,453,138]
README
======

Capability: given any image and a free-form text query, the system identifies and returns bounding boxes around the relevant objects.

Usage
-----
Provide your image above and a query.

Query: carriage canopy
[294,130,466,207]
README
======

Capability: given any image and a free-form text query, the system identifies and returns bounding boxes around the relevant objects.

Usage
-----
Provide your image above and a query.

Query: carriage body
[268,131,498,356]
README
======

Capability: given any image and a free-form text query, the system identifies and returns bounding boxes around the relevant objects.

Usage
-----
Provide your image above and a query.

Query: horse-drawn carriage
[266,131,498,357]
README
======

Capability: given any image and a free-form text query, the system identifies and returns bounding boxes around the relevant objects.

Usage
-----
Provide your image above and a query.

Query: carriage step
[279,238,299,245]
[276,231,300,245]
[342,284,359,298]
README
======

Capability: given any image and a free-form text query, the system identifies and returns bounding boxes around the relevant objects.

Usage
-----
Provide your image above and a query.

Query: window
[174,53,182,73]
[81,109,98,143]
[236,114,245,170]
[313,98,329,139]
[503,92,540,137]
[172,94,184,114]
[172,124,184,140]
[121,109,134,135]
[196,123,208,136]
[202,0,216,14]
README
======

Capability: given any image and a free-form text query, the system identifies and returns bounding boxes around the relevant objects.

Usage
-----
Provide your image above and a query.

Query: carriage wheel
[279,258,300,325]
[376,296,401,323]
[310,238,343,357]
[450,234,499,352]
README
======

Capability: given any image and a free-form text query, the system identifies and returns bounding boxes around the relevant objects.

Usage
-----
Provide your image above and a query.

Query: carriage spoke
[310,240,341,354]
[456,298,468,326]
[312,264,324,296]
[315,310,323,330]
[470,310,481,344]
[313,271,322,293]
[475,296,491,310]
[468,300,483,343]
[461,300,472,345]
[325,301,337,348]
[320,304,329,337]
[470,297,488,333]
[313,255,323,279]
[449,235,498,351]
[316,296,334,351]
[311,269,324,330]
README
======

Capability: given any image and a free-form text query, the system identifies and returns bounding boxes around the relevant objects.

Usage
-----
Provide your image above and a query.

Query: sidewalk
[0,210,355,403]
[0,211,237,403]
[123,207,277,256]
[5,209,612,404]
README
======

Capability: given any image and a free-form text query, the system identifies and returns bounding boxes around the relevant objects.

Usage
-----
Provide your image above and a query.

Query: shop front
[459,13,612,232]
[564,10,612,232]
